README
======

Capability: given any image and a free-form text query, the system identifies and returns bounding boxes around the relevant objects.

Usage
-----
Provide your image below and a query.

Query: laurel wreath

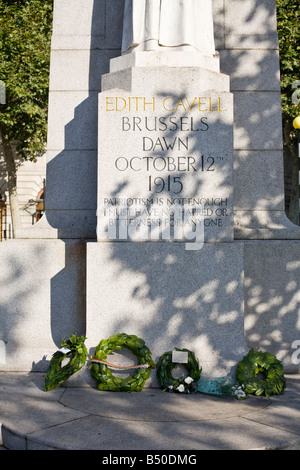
[236,348,286,397]
[156,348,202,393]
[44,334,88,391]
[90,333,155,392]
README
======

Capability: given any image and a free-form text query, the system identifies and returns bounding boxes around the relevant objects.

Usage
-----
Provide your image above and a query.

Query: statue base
[110,50,220,73]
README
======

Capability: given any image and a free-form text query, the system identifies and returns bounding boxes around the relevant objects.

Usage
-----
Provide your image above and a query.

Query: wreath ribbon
[90,333,155,392]
[90,357,152,369]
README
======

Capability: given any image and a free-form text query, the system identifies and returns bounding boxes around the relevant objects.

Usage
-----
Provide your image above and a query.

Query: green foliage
[90,333,155,392]
[236,348,286,397]
[276,0,300,124]
[44,334,88,392]
[156,348,202,393]
[0,0,53,160]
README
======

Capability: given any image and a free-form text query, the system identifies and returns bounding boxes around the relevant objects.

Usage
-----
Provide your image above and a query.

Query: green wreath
[90,333,155,392]
[44,334,88,391]
[236,348,286,397]
[156,348,202,393]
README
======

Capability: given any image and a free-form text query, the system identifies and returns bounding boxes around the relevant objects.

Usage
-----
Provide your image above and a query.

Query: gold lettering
[198,97,208,111]
[186,97,197,111]
[218,98,227,112]
[163,97,174,111]
[105,97,114,111]
[107,95,226,112]
[175,99,186,111]
[132,97,142,111]
[143,97,155,111]
[208,97,218,112]
[115,97,127,111]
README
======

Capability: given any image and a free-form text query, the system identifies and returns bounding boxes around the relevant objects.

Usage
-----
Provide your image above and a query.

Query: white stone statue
[122,0,216,55]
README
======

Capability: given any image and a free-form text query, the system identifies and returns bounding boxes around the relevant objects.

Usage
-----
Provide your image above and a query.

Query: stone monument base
[85,241,247,385]
[1,238,300,385]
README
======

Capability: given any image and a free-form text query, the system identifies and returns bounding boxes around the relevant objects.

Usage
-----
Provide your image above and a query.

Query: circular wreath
[44,334,88,391]
[90,333,155,392]
[156,348,202,393]
[236,348,286,397]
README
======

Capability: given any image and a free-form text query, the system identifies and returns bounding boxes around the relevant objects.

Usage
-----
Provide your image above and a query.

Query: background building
[0,143,46,240]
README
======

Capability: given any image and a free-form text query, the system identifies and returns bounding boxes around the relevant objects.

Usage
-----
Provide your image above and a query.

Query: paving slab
[0,373,300,450]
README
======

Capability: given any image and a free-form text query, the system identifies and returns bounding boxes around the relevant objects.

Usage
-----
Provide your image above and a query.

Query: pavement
[1,372,300,451]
